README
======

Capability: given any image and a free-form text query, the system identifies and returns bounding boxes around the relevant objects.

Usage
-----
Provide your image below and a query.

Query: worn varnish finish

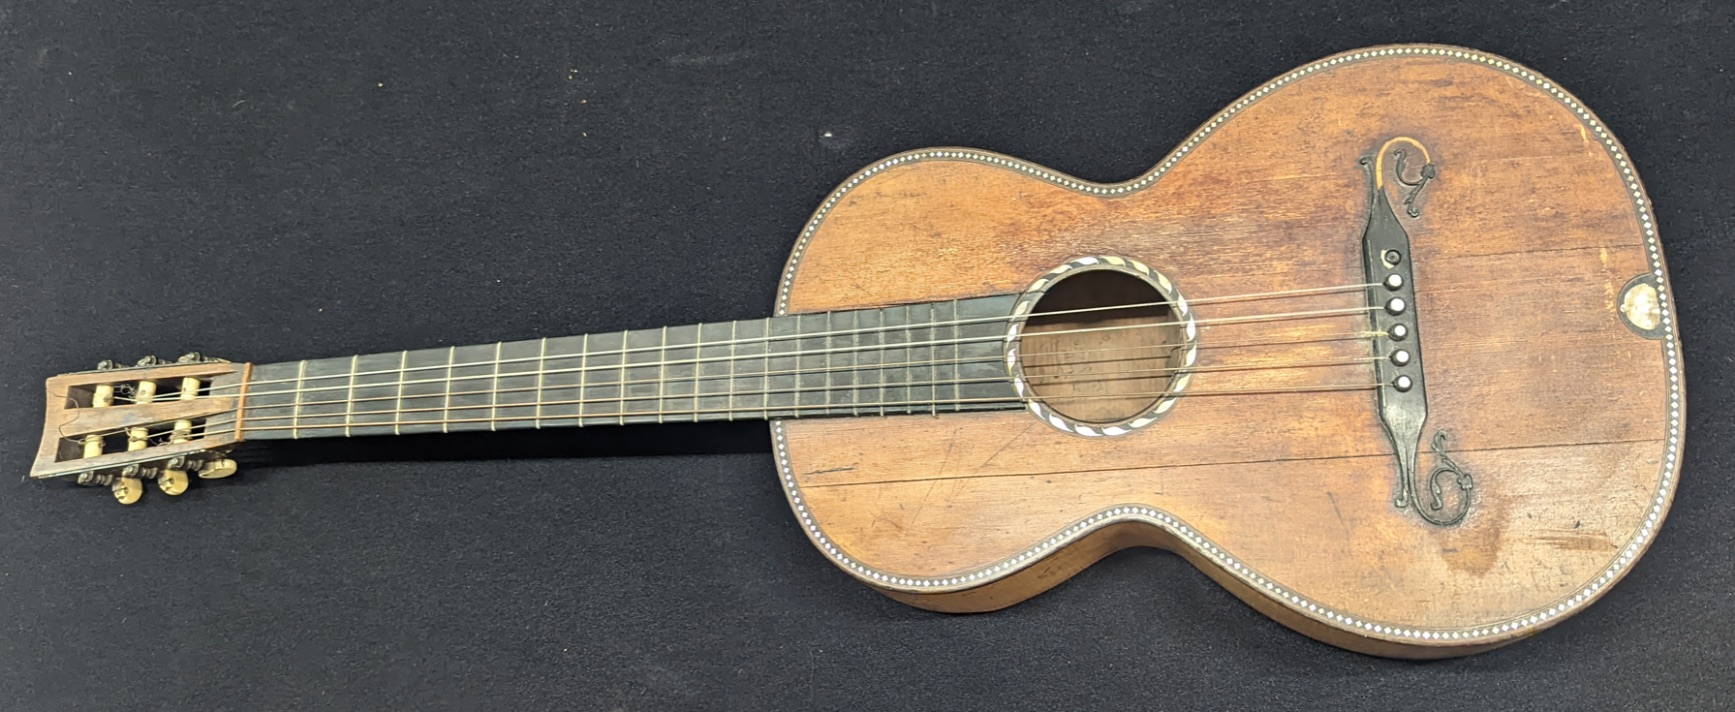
[776,47,1677,657]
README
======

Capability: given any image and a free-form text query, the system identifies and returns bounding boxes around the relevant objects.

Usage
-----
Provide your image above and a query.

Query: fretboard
[240,296,1020,440]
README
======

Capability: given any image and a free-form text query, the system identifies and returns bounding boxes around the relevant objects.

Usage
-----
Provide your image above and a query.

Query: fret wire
[726,320,737,421]
[488,342,502,431]
[441,345,455,434]
[691,324,704,424]
[215,285,1380,395]
[657,325,668,425]
[534,337,547,429]
[392,350,408,436]
[291,359,308,440]
[617,330,628,427]
[343,354,359,437]
[578,333,590,424]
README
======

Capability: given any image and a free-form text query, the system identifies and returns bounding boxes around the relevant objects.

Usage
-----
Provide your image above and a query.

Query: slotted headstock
[32,353,250,505]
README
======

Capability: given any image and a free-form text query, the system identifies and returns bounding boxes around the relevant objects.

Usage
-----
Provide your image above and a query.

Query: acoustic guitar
[29,45,1682,658]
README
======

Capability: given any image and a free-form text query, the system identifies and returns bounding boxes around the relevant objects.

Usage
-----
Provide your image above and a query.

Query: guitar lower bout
[772,44,1682,657]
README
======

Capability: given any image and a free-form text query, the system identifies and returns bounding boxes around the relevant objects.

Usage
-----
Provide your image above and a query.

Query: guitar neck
[237,296,1020,440]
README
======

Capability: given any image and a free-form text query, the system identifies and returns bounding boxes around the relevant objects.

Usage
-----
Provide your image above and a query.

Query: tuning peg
[198,457,237,479]
[95,359,120,371]
[72,472,144,505]
[175,352,229,364]
[111,477,144,505]
[158,456,190,496]
[157,469,189,496]
[135,355,165,367]
[114,464,149,505]
[74,469,145,504]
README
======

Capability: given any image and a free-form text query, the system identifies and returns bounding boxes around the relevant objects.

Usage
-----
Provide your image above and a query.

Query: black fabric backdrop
[2,1,1731,710]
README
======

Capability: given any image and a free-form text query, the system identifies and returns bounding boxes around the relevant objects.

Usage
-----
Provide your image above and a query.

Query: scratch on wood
[936,427,960,476]
[869,511,905,532]
[906,480,940,524]
[1535,531,1615,552]
[975,422,1037,474]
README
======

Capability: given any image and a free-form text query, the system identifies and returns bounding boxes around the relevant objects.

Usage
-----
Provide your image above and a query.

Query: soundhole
[1020,270,1184,424]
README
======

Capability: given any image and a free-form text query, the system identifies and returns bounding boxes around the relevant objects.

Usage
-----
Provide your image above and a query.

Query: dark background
[2,1,1731,710]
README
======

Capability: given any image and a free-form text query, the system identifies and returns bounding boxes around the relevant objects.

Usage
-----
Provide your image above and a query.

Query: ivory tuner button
[158,469,190,496]
[199,458,238,479]
[112,478,145,505]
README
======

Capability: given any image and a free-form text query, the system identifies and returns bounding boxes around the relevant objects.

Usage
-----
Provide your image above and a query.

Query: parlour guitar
[30,45,1683,658]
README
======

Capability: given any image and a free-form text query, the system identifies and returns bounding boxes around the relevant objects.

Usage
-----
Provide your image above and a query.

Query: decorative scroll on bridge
[1360,137,1473,527]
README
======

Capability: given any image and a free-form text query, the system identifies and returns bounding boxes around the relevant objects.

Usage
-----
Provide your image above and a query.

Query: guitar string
[233,303,1379,396]
[253,347,1381,414]
[233,354,1385,422]
[77,348,1384,446]
[76,322,1391,445]
[185,282,1379,395]
[110,329,1385,410]
[75,288,1387,445]
[81,324,1387,441]
[151,382,1390,443]
[206,304,1382,402]
[76,324,1387,445]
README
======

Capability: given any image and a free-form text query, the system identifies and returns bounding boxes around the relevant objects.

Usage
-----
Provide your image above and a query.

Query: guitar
[29,45,1682,658]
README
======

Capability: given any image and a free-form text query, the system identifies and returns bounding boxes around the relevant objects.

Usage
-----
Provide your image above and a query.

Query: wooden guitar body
[774,46,1682,657]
